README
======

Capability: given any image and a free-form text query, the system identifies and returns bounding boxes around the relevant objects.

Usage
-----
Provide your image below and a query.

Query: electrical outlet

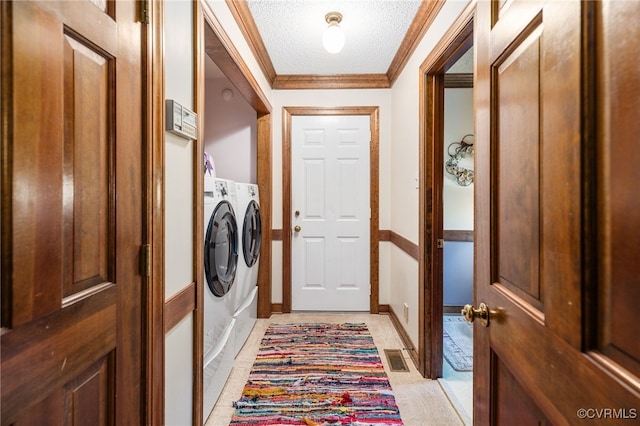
[403,303,409,322]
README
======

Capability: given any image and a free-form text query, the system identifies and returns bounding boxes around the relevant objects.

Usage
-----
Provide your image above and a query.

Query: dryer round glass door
[204,200,238,296]
[242,200,262,267]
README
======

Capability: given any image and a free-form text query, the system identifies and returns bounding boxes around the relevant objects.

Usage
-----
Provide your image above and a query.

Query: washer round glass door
[242,200,262,267]
[204,200,238,296]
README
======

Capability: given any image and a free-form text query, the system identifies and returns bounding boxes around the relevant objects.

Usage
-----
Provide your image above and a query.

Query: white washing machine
[232,182,261,357]
[203,176,239,421]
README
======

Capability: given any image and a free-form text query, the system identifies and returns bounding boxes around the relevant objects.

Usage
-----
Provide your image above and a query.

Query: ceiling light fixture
[322,12,345,54]
[221,88,234,102]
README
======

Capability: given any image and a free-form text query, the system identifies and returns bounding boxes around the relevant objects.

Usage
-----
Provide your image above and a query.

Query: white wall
[165,0,195,298]
[443,88,474,230]
[269,89,392,305]
[164,1,194,425]
[165,316,194,426]
[204,78,257,184]
[443,87,474,306]
[389,0,471,348]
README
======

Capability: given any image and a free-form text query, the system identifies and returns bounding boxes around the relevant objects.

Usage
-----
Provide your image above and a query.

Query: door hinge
[437,239,444,249]
[140,244,151,276]
[139,0,150,24]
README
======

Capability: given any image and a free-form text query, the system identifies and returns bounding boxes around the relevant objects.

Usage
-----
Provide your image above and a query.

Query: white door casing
[291,115,371,311]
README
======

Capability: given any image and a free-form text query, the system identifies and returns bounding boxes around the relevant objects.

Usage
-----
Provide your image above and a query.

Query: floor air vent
[384,349,409,372]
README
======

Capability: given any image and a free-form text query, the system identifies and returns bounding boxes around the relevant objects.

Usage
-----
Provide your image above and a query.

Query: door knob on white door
[294,225,301,232]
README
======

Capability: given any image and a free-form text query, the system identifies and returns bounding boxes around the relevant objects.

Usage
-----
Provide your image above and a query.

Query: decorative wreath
[445,134,474,186]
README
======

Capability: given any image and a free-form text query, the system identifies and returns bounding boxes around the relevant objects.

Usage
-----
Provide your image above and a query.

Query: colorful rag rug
[230,322,403,425]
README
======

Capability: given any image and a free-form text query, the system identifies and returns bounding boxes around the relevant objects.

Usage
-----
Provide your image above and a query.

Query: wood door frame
[282,107,380,314]
[145,0,165,424]
[418,3,475,378]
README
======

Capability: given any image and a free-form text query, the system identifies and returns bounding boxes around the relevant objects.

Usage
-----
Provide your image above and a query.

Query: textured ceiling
[246,0,422,75]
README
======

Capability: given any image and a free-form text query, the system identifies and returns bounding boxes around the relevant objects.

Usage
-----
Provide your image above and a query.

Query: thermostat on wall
[165,99,197,140]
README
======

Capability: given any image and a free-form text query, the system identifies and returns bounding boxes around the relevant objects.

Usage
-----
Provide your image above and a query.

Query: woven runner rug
[230,322,403,425]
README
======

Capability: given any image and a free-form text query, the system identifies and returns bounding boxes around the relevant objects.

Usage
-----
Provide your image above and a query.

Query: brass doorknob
[461,303,491,327]
[294,225,301,232]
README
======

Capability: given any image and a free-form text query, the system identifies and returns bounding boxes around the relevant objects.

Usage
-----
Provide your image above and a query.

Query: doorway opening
[160,4,273,424]
[281,107,380,313]
[439,46,474,425]
[418,3,474,425]
[201,8,273,321]
[289,114,372,311]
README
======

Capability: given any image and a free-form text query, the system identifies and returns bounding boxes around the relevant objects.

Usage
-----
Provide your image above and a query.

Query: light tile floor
[439,359,473,425]
[439,313,473,425]
[205,313,466,426]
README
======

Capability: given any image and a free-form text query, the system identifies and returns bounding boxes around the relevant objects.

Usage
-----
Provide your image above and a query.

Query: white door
[291,115,371,311]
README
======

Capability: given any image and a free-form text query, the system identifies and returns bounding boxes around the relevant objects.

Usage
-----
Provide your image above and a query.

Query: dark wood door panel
[1,285,116,424]
[12,388,65,426]
[493,22,542,309]
[487,0,584,345]
[6,0,66,327]
[492,352,550,425]
[5,0,119,327]
[489,3,541,62]
[1,0,144,423]
[10,355,114,426]
[476,0,639,423]
[62,28,114,298]
[65,355,115,426]
[537,4,583,345]
[595,0,640,381]
[19,1,118,52]
[488,287,640,423]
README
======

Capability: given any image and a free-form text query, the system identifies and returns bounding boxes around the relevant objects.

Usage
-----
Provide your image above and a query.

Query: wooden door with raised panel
[474,0,640,424]
[1,1,144,424]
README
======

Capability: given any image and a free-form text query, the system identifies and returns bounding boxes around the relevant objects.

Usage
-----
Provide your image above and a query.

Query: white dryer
[203,176,239,420]
[233,182,261,357]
